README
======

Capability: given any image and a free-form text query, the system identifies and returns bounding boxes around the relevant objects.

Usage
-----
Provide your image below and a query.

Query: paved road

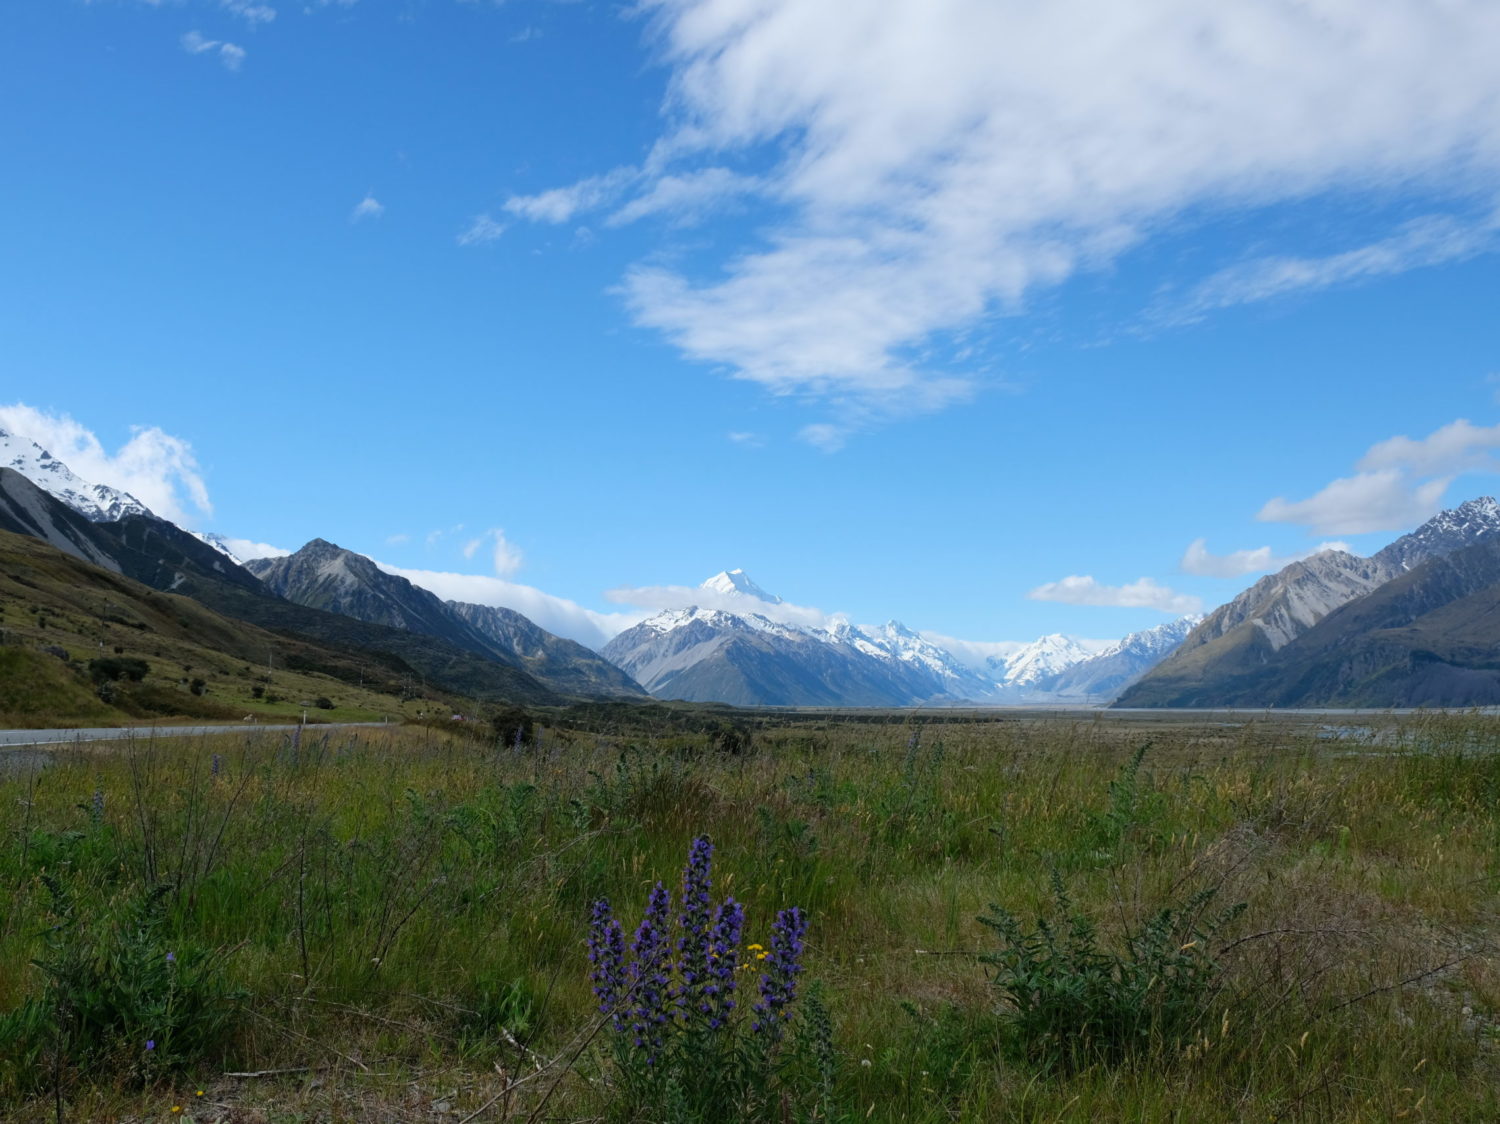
[0,722,390,748]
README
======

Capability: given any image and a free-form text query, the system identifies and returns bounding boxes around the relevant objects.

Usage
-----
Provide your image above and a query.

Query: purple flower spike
[587,899,627,1030]
[675,836,714,1023]
[165,951,176,964]
[146,1039,155,1051]
[753,906,807,1041]
[629,881,673,1064]
[704,896,743,1030]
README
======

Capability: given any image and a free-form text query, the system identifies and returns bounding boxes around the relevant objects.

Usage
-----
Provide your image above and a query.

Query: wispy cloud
[461,528,524,577]
[0,403,212,526]
[1027,575,1202,615]
[350,193,384,223]
[220,0,275,26]
[1160,212,1500,325]
[378,563,642,649]
[608,168,761,227]
[1259,419,1500,535]
[180,30,245,70]
[457,214,506,246]
[504,169,636,224]
[218,536,289,561]
[1179,539,1352,578]
[503,0,1500,442]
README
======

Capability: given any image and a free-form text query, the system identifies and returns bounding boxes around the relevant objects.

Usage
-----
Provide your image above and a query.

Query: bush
[88,657,149,685]
[0,881,242,1091]
[978,870,1245,1070]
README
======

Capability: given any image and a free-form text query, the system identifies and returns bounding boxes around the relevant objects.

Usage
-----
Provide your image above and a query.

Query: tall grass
[0,713,1497,1120]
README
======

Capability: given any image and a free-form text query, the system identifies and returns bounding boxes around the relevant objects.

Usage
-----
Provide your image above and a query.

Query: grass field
[1,710,1497,1122]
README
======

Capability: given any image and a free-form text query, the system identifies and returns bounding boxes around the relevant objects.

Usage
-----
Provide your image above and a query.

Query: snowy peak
[996,633,1097,686]
[1374,495,1500,573]
[700,568,783,604]
[0,426,152,523]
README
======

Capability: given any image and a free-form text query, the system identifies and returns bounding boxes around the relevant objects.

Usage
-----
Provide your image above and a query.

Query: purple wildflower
[753,907,807,1041]
[587,899,627,1030]
[704,896,743,1030]
[91,787,105,820]
[629,881,673,1065]
[145,1039,155,1052]
[165,951,176,964]
[291,725,301,753]
[675,836,714,1024]
[211,753,222,778]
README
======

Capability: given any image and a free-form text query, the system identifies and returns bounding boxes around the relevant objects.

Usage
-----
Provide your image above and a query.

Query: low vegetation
[1,712,1498,1121]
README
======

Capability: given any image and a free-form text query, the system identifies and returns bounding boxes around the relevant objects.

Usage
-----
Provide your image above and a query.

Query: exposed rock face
[450,601,646,698]
[250,540,645,699]
[1120,497,1500,707]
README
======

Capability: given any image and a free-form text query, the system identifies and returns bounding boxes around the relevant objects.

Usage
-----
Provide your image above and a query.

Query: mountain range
[11,419,1500,711]
[600,571,1198,707]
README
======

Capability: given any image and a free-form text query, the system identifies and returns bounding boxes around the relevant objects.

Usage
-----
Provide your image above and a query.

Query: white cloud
[219,537,289,561]
[350,194,384,222]
[221,0,275,26]
[457,214,506,246]
[377,563,642,649]
[461,528,523,577]
[507,0,1500,437]
[1164,212,1500,323]
[1179,538,1353,578]
[727,430,763,447]
[608,167,761,226]
[504,169,637,224]
[181,30,246,70]
[385,533,411,545]
[1357,418,1500,478]
[1259,418,1500,535]
[1027,575,1202,615]
[1259,471,1452,536]
[0,403,212,526]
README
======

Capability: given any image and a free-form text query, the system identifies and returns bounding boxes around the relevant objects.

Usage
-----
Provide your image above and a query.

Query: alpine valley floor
[1,708,1497,1122]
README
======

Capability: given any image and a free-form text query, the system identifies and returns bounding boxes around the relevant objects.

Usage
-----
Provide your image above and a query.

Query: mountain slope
[0,470,558,704]
[1120,498,1500,707]
[1043,616,1201,701]
[0,526,419,723]
[247,541,501,658]
[446,601,645,698]
[248,540,645,699]
[1,428,151,522]
[602,608,946,707]
[1187,538,1500,707]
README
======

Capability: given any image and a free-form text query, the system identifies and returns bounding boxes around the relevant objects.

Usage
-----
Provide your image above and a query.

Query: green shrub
[978,869,1245,1070]
[0,881,242,1090]
[87,656,149,684]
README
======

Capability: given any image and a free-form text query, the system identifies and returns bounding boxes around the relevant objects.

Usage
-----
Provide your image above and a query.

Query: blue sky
[4,0,1500,652]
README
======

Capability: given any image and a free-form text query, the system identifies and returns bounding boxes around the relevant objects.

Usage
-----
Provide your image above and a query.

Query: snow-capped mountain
[192,532,245,564]
[1370,496,1500,574]
[0,426,152,522]
[991,634,1101,688]
[700,568,783,604]
[1043,616,1202,701]
[601,571,1167,707]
